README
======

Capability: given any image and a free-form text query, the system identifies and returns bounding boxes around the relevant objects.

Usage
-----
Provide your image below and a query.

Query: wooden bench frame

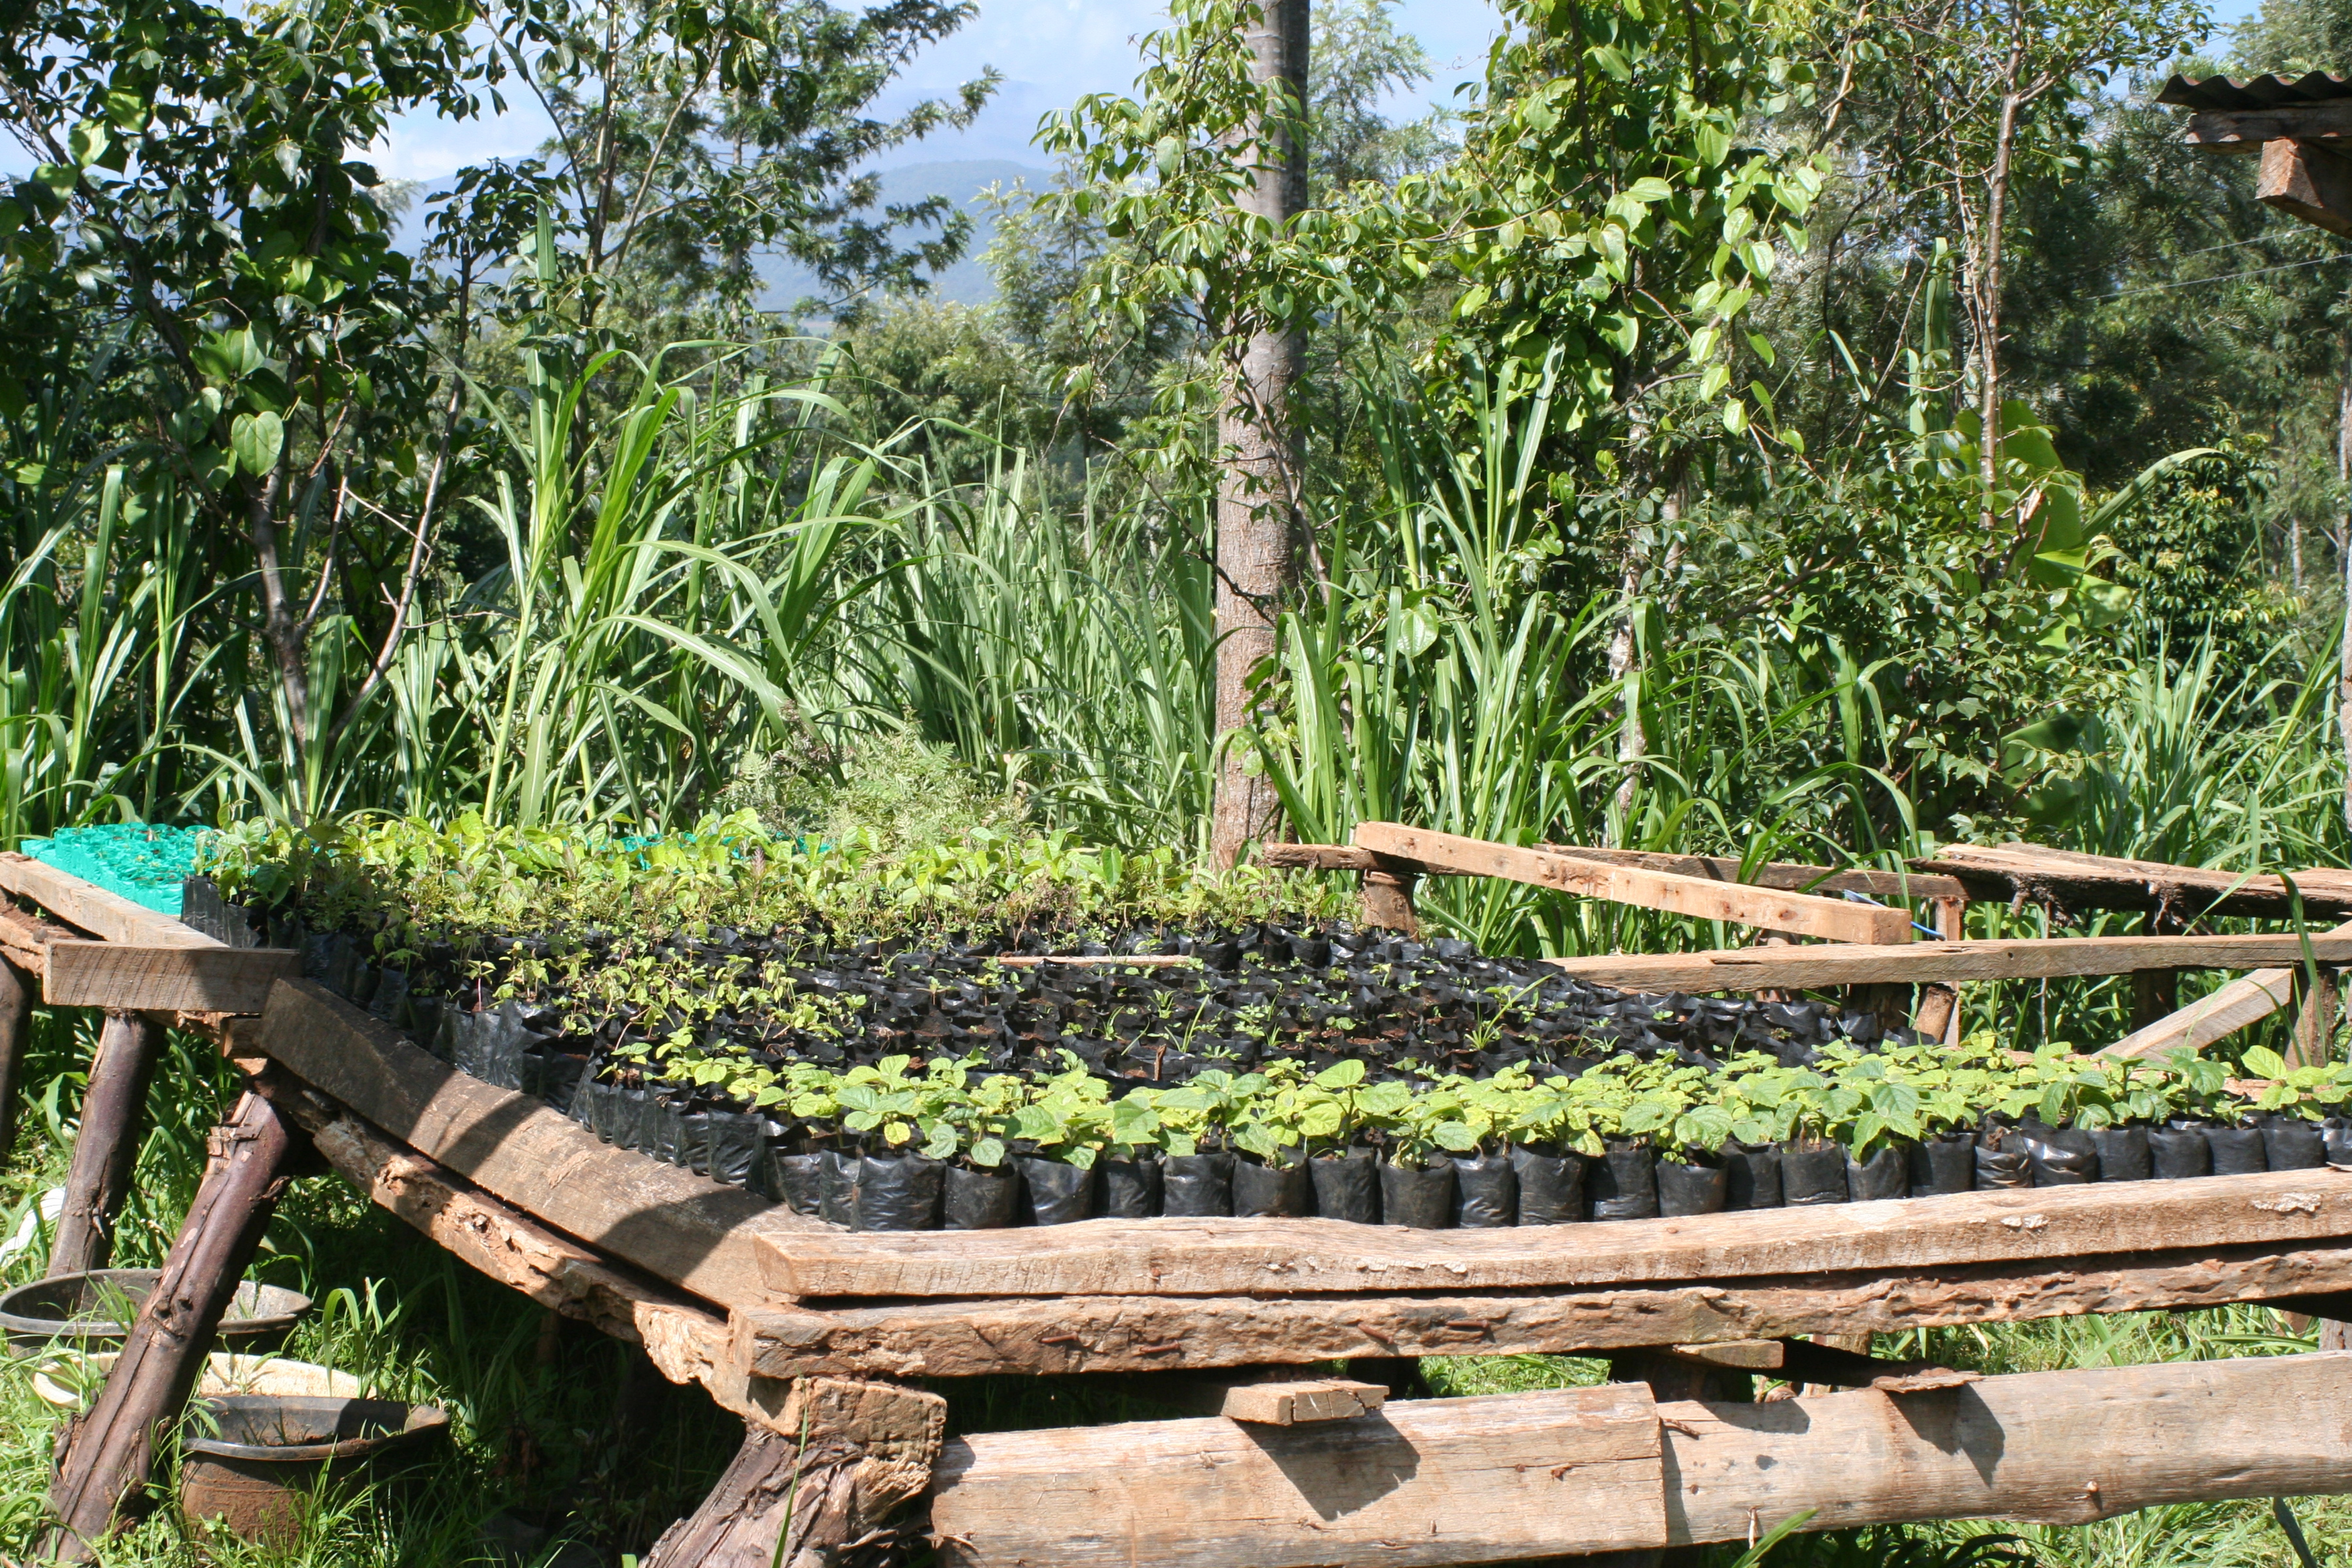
[10,847,2352,1566]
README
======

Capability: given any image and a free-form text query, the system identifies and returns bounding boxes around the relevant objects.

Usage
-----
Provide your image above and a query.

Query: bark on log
[1359,868,1419,935]
[732,1235,2352,1380]
[642,1378,943,1568]
[43,1091,293,1560]
[0,954,33,1161]
[927,1354,2352,1568]
[1908,842,2352,919]
[755,1168,2352,1301]
[49,1011,165,1277]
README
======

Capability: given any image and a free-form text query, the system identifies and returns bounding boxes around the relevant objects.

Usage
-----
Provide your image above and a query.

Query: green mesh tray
[20,824,209,915]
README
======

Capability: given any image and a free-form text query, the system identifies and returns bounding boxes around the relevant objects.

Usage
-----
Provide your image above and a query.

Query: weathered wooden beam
[44,1091,294,1560]
[930,1382,1669,1568]
[0,853,216,948]
[0,903,71,975]
[1546,933,2352,994]
[755,1168,2352,1302]
[2184,99,2352,150]
[48,1012,165,1277]
[642,1378,944,1568]
[2095,922,2352,1058]
[1353,824,1912,944]
[43,941,302,1014]
[1257,844,1382,872]
[1657,1354,2352,1545]
[929,1354,2352,1568]
[253,979,814,1308]
[2260,138,2352,236]
[1908,842,2352,918]
[1542,846,1966,904]
[733,1236,2352,1380]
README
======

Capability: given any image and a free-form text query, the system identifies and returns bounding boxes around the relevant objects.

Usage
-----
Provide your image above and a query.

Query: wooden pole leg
[0,954,35,1162]
[43,1090,295,1561]
[48,1011,165,1278]
[643,1378,944,1568]
[1359,869,1419,936]
[2291,964,2342,1068]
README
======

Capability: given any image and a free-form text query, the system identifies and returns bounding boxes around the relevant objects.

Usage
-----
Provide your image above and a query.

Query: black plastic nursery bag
[2208,1122,2269,1175]
[1233,1156,1313,1218]
[1589,1140,1661,1220]
[2149,1121,2213,1180]
[1510,1146,1584,1225]
[1723,1143,1784,1209]
[1380,1158,1455,1229]
[1019,1156,1097,1226]
[943,1163,1021,1230]
[2087,1124,2152,1183]
[1908,1133,1973,1197]
[1099,1157,1165,1219]
[1845,1142,1909,1201]
[1309,1150,1380,1225]
[2262,1115,2327,1171]
[1160,1152,1235,1217]
[856,1153,944,1231]
[1780,1140,1848,1206]
[1655,1155,1728,1217]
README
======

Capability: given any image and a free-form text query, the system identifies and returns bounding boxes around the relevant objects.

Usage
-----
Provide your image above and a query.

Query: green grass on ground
[0,1013,2345,1566]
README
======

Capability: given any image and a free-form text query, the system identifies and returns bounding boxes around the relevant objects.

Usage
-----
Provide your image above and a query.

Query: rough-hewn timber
[1908,842,2352,919]
[1546,934,2352,993]
[43,940,302,1014]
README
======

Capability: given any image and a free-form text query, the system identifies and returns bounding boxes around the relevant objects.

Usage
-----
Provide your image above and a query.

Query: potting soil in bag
[1310,1150,1380,1224]
[769,1151,827,1217]
[1019,1156,1097,1225]
[2087,1124,2152,1182]
[1655,1155,1728,1216]
[2263,1115,2327,1170]
[943,1163,1020,1229]
[1451,1152,1517,1227]
[1724,1143,1783,1209]
[856,1153,944,1231]
[1845,1143,1908,1201]
[368,966,410,1024]
[1908,1133,1973,1197]
[1975,1137,2030,1189]
[2020,1123,2096,1186]
[1380,1159,1455,1228]
[2209,1123,2268,1175]
[1780,1141,1848,1206]
[1511,1146,1583,1224]
[2326,1117,2352,1169]
[1233,1157,1312,1218]
[1589,1140,1660,1220]
[818,1150,859,1227]
[1160,1152,1234,1217]
[1099,1157,1164,1219]
[2150,1122,2213,1179]
[702,1111,764,1188]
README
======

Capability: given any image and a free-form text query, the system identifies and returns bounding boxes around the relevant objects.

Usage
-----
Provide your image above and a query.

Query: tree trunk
[1974,80,2023,536]
[0,956,33,1163]
[1209,0,1309,869]
[49,1012,165,1278]
[2339,348,2352,841]
[44,1091,294,1560]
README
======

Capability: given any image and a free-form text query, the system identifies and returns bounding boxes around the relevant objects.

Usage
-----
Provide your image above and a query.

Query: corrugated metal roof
[2159,71,2352,110]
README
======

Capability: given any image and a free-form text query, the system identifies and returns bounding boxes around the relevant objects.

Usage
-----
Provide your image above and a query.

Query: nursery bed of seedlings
[187,816,2352,1238]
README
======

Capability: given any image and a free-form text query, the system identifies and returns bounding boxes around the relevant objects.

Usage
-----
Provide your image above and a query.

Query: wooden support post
[48,1011,165,1278]
[641,1377,943,1568]
[1359,867,1419,936]
[2292,965,2342,1068]
[43,1091,294,1561]
[2131,909,2183,1031]
[0,954,33,1162]
[1914,897,1966,1043]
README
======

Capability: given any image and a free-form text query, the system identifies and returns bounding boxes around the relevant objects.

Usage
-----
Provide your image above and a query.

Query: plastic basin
[179,1395,450,1544]
[0,1269,310,1356]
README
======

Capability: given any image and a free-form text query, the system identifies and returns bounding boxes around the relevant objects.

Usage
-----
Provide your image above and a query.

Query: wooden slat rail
[1547,933,2352,993]
[1353,824,1914,945]
[1910,842,2352,919]
[0,854,301,1012]
[927,1355,2352,1568]
[731,1237,2352,1378]
[1261,842,1966,904]
[0,852,216,947]
[2095,917,2352,1058]
[754,1168,2352,1301]
[253,978,820,1309]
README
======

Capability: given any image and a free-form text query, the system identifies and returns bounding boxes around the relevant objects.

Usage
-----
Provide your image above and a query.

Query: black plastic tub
[0,1271,310,1357]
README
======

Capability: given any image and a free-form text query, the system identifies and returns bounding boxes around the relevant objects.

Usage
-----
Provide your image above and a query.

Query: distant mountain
[756,158,1052,314]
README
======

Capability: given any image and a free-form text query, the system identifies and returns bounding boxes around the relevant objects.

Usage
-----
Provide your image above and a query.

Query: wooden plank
[0,904,72,975]
[42,941,301,1013]
[1141,1376,1388,1425]
[930,1357,2352,1568]
[754,1167,2352,1301]
[1353,824,1912,945]
[1909,842,2352,918]
[0,853,216,947]
[1546,933,2352,993]
[1258,844,1380,872]
[928,1383,1668,1568]
[2261,137,2352,237]
[2091,923,2352,1057]
[734,1235,2352,1379]
[253,979,816,1309]
[2185,100,2352,149]
[1541,846,1966,903]
[1667,1339,1785,1370]
[1659,1354,2352,1543]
